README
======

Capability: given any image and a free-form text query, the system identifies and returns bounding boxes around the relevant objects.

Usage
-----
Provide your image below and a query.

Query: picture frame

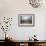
[18,14,35,27]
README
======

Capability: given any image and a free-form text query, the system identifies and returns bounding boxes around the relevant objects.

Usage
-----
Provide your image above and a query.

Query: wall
[0,0,46,40]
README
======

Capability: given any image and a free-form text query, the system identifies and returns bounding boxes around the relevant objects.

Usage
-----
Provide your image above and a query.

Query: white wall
[0,0,46,40]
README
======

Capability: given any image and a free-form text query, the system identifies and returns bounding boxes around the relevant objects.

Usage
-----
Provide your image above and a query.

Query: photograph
[18,14,35,27]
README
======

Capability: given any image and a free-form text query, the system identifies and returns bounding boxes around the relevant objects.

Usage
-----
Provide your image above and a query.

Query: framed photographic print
[18,14,35,27]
